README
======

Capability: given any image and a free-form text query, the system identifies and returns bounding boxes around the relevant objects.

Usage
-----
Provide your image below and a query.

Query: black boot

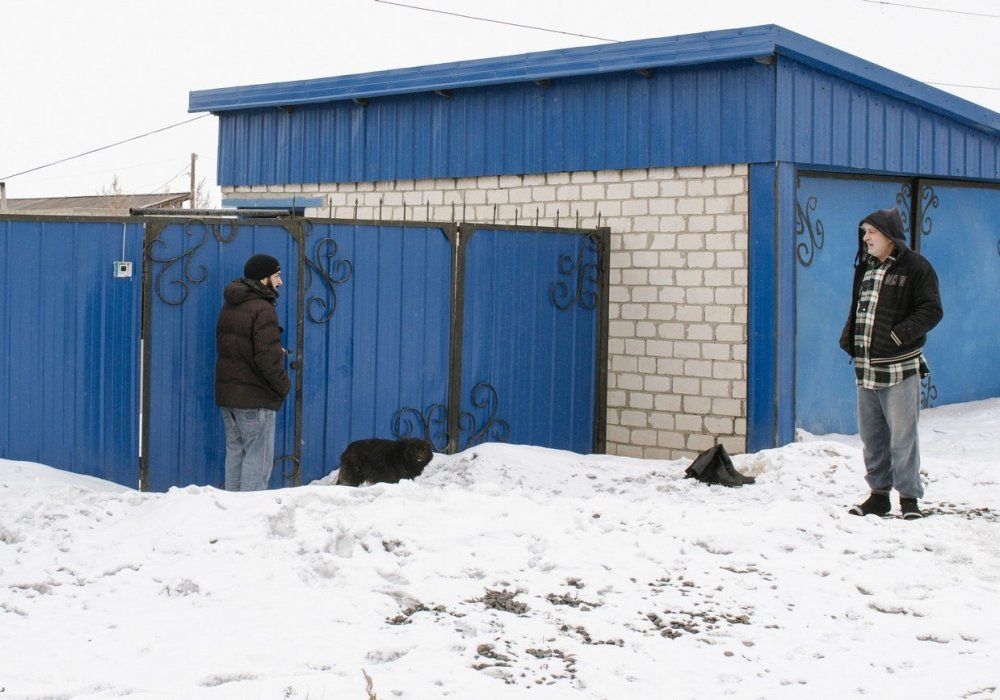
[848,492,891,516]
[900,498,924,520]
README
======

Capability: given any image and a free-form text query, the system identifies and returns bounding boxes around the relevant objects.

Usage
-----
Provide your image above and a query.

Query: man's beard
[264,279,279,297]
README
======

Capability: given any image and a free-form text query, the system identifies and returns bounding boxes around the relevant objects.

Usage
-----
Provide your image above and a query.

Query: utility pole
[189,153,197,208]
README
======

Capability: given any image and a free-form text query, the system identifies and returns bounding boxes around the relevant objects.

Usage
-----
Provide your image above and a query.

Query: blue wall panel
[774,163,798,447]
[0,218,141,486]
[144,221,300,491]
[144,220,453,490]
[747,165,777,452]
[298,223,453,483]
[793,176,908,436]
[917,182,1000,405]
[215,61,776,187]
[792,175,1000,436]
[212,55,1000,190]
[458,227,601,453]
[778,60,1000,180]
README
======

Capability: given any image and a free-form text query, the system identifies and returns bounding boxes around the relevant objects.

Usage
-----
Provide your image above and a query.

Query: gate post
[447,223,470,454]
[139,220,162,491]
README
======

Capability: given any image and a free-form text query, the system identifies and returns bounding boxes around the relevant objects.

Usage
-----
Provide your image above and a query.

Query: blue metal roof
[189,24,1000,136]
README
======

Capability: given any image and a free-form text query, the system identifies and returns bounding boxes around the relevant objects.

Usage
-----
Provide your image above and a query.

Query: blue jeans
[856,373,924,499]
[221,407,277,491]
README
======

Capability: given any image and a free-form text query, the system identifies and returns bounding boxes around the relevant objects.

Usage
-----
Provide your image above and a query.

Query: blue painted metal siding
[458,227,601,452]
[212,52,1000,187]
[299,223,453,481]
[195,24,1000,189]
[788,174,1000,437]
[140,218,603,489]
[918,182,1000,405]
[191,25,1000,141]
[0,218,142,486]
[773,163,798,448]
[144,221,300,491]
[793,175,908,436]
[747,164,778,452]
[142,220,455,490]
[2,214,605,489]
[215,61,776,187]
[777,59,1000,180]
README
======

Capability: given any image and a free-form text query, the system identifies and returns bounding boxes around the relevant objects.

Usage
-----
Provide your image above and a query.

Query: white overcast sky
[2,0,999,205]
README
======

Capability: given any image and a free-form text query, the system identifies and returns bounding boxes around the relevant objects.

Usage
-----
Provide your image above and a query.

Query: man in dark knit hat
[840,207,943,519]
[215,253,291,491]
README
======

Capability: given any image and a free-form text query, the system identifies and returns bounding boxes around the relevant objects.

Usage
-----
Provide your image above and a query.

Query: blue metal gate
[455,225,606,453]
[298,222,455,483]
[142,218,302,491]
[794,175,907,435]
[793,175,1000,436]
[1,214,607,490]
[0,218,142,485]
[916,181,1000,405]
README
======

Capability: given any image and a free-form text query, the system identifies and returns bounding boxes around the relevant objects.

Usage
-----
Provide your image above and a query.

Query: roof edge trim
[189,24,1000,135]
[189,24,781,112]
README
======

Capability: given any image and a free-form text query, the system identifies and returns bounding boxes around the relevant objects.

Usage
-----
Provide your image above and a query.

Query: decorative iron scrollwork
[391,403,449,452]
[274,454,300,484]
[920,376,937,409]
[550,235,600,310]
[919,185,939,237]
[794,195,825,267]
[389,383,511,451]
[146,219,239,305]
[459,381,511,448]
[896,184,912,233]
[305,236,353,323]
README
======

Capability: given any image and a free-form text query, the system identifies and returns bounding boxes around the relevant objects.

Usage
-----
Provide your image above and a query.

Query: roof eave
[188,24,781,112]
[189,23,1000,136]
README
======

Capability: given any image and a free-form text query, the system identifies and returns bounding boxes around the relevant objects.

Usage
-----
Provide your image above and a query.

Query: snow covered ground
[1,399,998,699]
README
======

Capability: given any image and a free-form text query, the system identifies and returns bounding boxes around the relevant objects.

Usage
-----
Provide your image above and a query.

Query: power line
[928,80,1000,91]
[860,0,1000,90]
[374,1,1000,91]
[0,114,210,181]
[371,0,620,42]
[861,0,1000,19]
[149,163,194,193]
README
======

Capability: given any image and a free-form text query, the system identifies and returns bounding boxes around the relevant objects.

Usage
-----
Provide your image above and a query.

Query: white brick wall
[226,165,750,458]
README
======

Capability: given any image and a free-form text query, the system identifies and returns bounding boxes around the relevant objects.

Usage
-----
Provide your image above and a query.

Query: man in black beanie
[840,207,942,519]
[215,253,290,491]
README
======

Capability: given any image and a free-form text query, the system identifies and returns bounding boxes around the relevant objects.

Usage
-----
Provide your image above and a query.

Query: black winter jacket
[215,279,290,410]
[839,208,943,364]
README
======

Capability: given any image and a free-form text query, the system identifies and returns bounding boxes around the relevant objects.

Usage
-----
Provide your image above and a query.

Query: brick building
[190,24,1000,459]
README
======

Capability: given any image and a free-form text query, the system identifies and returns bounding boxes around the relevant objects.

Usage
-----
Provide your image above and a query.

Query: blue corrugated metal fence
[456,225,604,453]
[0,215,608,490]
[0,218,142,485]
[144,217,608,488]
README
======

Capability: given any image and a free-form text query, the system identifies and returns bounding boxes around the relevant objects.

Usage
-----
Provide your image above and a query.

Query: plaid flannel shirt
[853,253,925,389]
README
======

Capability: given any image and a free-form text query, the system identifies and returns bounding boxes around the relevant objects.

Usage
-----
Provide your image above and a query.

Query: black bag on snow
[684,444,755,487]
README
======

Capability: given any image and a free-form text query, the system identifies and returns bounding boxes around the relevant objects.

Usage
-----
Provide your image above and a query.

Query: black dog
[335,437,434,486]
